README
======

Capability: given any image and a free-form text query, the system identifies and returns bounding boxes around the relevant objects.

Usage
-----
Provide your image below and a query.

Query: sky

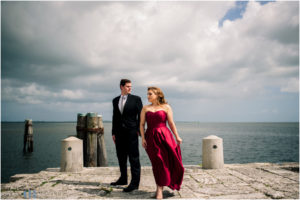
[1,1,299,122]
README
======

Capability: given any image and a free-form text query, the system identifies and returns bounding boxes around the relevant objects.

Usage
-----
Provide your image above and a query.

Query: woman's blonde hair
[148,86,167,105]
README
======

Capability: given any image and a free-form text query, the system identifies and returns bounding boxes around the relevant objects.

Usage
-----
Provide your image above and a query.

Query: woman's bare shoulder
[163,104,172,111]
[143,105,152,111]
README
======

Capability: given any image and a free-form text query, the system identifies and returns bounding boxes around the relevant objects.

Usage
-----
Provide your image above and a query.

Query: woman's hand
[142,138,147,149]
[176,136,182,145]
[112,135,116,144]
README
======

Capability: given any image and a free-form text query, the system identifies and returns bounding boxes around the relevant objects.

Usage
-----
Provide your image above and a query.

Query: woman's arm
[140,106,147,149]
[136,96,143,136]
[166,104,182,145]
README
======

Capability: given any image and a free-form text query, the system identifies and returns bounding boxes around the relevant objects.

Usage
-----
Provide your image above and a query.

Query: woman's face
[147,90,157,103]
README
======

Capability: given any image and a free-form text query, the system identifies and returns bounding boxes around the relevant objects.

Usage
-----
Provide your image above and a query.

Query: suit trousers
[115,128,141,187]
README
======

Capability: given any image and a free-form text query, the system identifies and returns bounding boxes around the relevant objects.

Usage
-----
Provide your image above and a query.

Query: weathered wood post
[86,112,98,167]
[76,113,86,139]
[76,113,86,165]
[23,119,33,152]
[97,115,108,166]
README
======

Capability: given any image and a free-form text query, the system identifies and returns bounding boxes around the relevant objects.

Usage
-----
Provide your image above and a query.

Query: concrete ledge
[1,163,299,199]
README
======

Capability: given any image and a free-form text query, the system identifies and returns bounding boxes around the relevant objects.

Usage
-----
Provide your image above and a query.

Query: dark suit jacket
[112,94,143,135]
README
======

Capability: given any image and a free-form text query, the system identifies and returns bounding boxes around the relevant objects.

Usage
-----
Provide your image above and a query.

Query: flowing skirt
[145,126,184,190]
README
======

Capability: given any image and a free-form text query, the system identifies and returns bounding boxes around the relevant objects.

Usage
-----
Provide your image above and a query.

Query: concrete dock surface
[1,162,299,199]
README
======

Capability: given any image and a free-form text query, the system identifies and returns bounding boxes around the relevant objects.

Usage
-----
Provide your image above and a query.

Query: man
[111,79,143,192]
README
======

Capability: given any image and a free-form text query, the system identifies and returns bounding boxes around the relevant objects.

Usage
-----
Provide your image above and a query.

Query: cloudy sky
[2,1,299,122]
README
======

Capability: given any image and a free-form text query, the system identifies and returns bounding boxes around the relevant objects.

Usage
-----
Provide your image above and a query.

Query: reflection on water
[23,152,33,160]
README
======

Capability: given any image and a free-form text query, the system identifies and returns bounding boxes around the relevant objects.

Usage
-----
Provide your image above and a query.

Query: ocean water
[1,122,299,183]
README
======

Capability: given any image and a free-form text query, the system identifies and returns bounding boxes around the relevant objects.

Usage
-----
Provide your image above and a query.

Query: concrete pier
[1,163,298,199]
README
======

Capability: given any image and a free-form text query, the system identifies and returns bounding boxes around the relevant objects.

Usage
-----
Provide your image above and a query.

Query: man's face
[121,82,132,95]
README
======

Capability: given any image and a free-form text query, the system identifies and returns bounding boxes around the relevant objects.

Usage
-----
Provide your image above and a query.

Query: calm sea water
[1,122,299,183]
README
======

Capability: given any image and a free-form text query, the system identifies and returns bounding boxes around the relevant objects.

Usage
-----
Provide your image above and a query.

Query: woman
[140,87,184,199]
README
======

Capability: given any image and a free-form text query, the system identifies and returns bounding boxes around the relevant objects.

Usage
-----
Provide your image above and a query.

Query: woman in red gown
[140,87,184,199]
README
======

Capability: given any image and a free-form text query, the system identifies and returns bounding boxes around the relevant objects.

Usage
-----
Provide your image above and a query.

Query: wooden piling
[23,119,33,152]
[86,112,98,167]
[76,113,86,139]
[76,113,86,166]
[97,115,108,167]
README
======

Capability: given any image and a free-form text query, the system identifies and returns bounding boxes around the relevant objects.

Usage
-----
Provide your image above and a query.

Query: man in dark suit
[111,79,143,192]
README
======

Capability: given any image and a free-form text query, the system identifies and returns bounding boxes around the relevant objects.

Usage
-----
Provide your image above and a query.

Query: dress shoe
[110,178,127,186]
[123,185,138,192]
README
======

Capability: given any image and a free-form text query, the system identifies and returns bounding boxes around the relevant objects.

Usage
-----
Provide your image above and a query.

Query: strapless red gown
[145,110,184,190]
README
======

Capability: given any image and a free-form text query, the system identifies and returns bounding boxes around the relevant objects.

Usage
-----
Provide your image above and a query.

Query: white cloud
[61,89,84,100]
[2,1,298,121]
[280,78,299,93]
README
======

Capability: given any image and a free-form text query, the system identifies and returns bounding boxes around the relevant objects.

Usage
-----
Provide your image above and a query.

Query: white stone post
[60,136,83,172]
[202,135,224,169]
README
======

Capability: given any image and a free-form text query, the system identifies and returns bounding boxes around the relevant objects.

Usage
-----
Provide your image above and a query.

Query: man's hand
[112,135,116,144]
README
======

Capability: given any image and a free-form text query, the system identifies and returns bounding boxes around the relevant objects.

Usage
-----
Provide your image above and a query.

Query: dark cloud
[1,1,298,122]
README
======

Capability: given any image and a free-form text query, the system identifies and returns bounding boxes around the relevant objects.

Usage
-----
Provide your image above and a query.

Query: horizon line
[1,121,299,123]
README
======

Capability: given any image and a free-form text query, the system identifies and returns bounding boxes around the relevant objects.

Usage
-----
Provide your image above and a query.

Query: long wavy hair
[148,86,167,105]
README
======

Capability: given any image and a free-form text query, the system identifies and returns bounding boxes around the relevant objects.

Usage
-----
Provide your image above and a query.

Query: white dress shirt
[118,95,128,113]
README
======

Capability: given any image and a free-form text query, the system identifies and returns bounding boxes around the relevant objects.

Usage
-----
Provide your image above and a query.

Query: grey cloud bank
[1,1,299,122]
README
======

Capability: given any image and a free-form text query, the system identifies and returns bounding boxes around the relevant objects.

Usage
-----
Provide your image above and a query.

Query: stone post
[86,112,98,167]
[23,119,33,153]
[97,115,108,167]
[60,136,83,172]
[202,135,224,169]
